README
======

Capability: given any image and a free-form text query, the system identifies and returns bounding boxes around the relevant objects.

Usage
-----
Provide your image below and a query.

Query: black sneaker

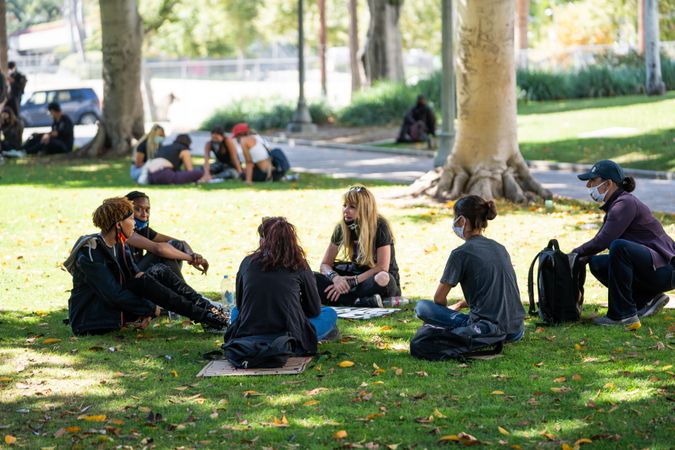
[637,294,670,318]
[354,294,383,308]
[201,305,229,328]
[202,323,226,334]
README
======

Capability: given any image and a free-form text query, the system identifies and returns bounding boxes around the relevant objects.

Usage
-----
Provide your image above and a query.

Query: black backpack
[410,322,505,361]
[268,147,290,180]
[527,239,586,324]
[221,333,298,369]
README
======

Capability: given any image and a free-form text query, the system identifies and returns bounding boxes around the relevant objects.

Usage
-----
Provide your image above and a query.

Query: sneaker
[284,173,300,181]
[592,314,641,330]
[201,323,226,334]
[202,305,229,328]
[3,149,26,158]
[354,294,383,308]
[382,296,410,307]
[637,293,670,318]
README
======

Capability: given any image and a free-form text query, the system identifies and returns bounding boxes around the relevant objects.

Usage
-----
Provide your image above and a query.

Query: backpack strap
[527,250,542,315]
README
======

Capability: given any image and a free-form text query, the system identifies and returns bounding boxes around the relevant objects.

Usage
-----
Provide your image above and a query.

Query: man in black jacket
[24,102,74,155]
[7,61,27,116]
[396,95,437,145]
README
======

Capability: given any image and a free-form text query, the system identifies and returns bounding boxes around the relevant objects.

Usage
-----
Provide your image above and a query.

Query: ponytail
[621,176,636,193]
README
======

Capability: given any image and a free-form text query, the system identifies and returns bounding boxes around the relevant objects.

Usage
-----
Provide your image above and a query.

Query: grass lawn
[0,157,674,449]
[377,93,675,172]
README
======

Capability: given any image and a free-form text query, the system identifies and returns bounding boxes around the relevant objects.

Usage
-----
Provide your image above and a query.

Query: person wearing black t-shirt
[23,102,74,155]
[315,185,401,307]
[125,191,208,279]
[64,197,227,336]
[199,126,243,182]
[148,134,203,184]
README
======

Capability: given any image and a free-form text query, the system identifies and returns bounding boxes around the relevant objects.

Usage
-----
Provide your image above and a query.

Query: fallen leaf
[170,370,178,377]
[433,408,447,418]
[603,382,615,390]
[572,374,582,381]
[534,327,545,333]
[334,430,348,440]
[553,376,566,383]
[534,362,544,367]
[457,432,481,446]
[574,438,593,446]
[243,390,263,397]
[78,415,107,422]
[491,390,505,395]
[498,426,510,435]
[173,386,189,391]
[4,435,16,445]
[380,326,393,331]
[550,386,571,393]
[541,432,556,441]
[43,338,61,344]
[574,343,582,350]
[303,400,320,406]
[65,426,81,433]
[562,444,573,450]
[0,377,11,383]
[438,435,460,442]
[338,360,355,368]
[272,416,288,427]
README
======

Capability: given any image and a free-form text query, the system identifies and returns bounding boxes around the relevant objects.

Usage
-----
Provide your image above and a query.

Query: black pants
[124,263,216,325]
[589,239,674,320]
[239,165,271,182]
[314,263,400,306]
[136,240,186,280]
[23,133,70,155]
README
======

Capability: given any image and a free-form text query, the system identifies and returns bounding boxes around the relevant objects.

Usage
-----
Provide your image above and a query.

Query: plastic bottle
[381,296,410,307]
[220,275,236,318]
[545,198,554,212]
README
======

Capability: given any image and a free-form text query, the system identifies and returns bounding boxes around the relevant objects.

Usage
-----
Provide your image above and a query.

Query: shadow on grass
[517,91,675,116]
[521,128,675,172]
[0,156,395,191]
[0,306,673,448]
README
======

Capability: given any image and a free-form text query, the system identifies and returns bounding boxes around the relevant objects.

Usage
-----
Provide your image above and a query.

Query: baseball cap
[577,160,625,184]
[232,123,249,138]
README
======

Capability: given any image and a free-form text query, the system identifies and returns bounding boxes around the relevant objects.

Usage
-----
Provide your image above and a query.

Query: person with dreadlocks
[314,185,401,307]
[64,197,227,335]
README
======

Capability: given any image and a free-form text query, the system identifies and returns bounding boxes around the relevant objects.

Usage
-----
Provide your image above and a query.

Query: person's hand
[154,305,161,317]
[135,271,145,279]
[198,173,212,183]
[324,275,350,302]
[449,300,467,311]
[190,254,209,274]
[41,133,50,144]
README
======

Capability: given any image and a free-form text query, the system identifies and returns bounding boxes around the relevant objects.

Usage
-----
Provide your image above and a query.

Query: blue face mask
[453,216,465,240]
[134,218,148,230]
[154,136,164,145]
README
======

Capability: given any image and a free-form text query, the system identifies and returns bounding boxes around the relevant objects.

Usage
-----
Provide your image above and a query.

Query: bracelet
[327,271,338,281]
[347,276,359,289]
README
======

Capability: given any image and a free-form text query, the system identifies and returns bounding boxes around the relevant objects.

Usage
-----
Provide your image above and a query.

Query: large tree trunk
[80,0,144,157]
[515,0,529,69]
[319,0,327,97]
[348,0,363,93]
[644,0,665,96]
[0,0,8,72]
[410,0,549,203]
[362,0,404,84]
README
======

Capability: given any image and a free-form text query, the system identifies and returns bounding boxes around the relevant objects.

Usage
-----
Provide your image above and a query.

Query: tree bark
[348,0,363,93]
[515,0,528,69]
[362,0,405,84]
[644,0,665,96]
[319,0,327,97]
[80,0,144,157]
[410,0,549,203]
[0,0,8,72]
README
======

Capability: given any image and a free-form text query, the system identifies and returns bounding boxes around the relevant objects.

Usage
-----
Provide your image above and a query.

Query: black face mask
[345,219,358,232]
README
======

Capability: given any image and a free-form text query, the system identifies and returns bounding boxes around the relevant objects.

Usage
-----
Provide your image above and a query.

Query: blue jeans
[589,239,674,320]
[415,300,524,342]
[229,306,338,340]
[130,164,142,182]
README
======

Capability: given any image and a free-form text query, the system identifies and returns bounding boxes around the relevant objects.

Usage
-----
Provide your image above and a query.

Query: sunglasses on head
[349,186,365,193]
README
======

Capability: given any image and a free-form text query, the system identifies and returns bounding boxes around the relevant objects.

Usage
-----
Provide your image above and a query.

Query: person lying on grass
[225,217,339,354]
[573,159,675,329]
[125,190,209,280]
[64,197,227,336]
[315,185,401,307]
[415,195,525,343]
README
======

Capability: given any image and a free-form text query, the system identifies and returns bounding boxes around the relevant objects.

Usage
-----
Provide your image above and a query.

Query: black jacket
[223,255,322,354]
[65,235,156,335]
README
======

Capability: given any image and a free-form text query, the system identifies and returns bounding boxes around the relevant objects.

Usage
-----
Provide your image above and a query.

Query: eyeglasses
[348,186,365,192]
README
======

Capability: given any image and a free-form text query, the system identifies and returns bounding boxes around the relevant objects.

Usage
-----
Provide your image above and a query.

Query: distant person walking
[396,95,436,146]
[7,61,27,116]
[23,102,74,155]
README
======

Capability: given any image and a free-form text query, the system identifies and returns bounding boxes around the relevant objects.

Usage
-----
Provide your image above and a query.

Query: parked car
[20,88,102,127]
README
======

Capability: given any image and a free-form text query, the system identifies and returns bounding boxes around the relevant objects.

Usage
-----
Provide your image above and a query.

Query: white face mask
[589,180,608,203]
[453,216,465,240]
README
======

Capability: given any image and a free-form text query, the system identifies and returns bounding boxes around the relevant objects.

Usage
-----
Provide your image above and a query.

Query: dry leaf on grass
[43,338,61,344]
[78,415,106,422]
[4,435,16,445]
[338,360,355,368]
[334,430,348,440]
[498,426,510,435]
[303,400,320,406]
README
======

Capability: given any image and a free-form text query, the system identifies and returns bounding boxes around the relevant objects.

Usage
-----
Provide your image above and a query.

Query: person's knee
[415,300,434,319]
[589,256,605,278]
[608,239,631,257]
[168,240,187,252]
[321,306,338,323]
[374,271,390,287]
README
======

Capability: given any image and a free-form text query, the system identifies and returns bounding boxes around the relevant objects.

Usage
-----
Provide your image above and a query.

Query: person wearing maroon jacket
[573,160,675,329]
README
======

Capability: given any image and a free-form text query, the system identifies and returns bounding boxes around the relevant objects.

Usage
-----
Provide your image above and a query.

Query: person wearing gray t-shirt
[415,196,525,342]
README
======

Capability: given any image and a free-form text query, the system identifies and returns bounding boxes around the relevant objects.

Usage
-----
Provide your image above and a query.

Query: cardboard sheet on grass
[332,306,401,320]
[197,356,313,377]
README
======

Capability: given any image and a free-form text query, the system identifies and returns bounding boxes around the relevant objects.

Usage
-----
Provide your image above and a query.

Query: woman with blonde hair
[315,185,401,307]
[130,124,165,181]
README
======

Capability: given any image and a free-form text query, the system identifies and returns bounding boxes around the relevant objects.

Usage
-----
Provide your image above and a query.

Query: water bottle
[382,296,410,307]
[220,275,236,320]
[545,198,554,212]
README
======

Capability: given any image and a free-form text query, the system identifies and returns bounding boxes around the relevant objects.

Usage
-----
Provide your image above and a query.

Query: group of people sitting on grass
[130,123,290,186]
[66,160,675,358]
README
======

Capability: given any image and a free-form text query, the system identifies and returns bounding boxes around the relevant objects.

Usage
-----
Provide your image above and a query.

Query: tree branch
[143,0,181,36]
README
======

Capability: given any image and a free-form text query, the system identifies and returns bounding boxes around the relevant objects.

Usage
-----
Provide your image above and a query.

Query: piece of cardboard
[332,306,401,320]
[197,356,313,377]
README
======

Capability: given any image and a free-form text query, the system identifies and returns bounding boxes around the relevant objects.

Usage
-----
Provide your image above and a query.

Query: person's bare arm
[134,151,145,168]
[320,243,350,302]
[201,141,212,179]
[433,283,452,306]
[242,139,254,184]
[225,138,243,173]
[180,150,194,171]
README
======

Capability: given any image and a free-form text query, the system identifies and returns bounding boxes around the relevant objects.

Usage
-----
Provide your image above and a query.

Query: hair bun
[485,200,497,220]
[621,176,636,193]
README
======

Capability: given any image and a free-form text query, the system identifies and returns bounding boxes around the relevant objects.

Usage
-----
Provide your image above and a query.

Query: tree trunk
[644,0,665,96]
[319,0,327,97]
[80,0,144,157]
[515,0,528,69]
[638,0,645,55]
[348,0,363,93]
[410,0,549,203]
[362,0,405,84]
[0,0,8,71]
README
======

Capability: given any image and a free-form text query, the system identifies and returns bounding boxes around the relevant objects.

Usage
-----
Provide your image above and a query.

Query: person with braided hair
[64,197,227,335]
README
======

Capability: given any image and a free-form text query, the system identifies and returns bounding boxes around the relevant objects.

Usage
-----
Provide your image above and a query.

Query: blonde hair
[338,185,392,268]
[134,124,164,160]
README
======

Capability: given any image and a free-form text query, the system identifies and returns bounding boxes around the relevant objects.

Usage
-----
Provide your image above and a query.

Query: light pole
[434,0,456,168]
[287,0,317,133]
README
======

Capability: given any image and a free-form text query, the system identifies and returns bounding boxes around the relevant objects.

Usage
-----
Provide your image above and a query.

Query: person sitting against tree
[198,126,243,182]
[225,217,339,354]
[415,195,525,342]
[64,197,227,336]
[125,190,208,280]
[130,124,165,182]
[0,107,23,153]
[23,102,74,155]
[573,160,674,329]
[231,123,274,184]
[148,134,203,185]
[315,185,401,307]
[396,95,436,146]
